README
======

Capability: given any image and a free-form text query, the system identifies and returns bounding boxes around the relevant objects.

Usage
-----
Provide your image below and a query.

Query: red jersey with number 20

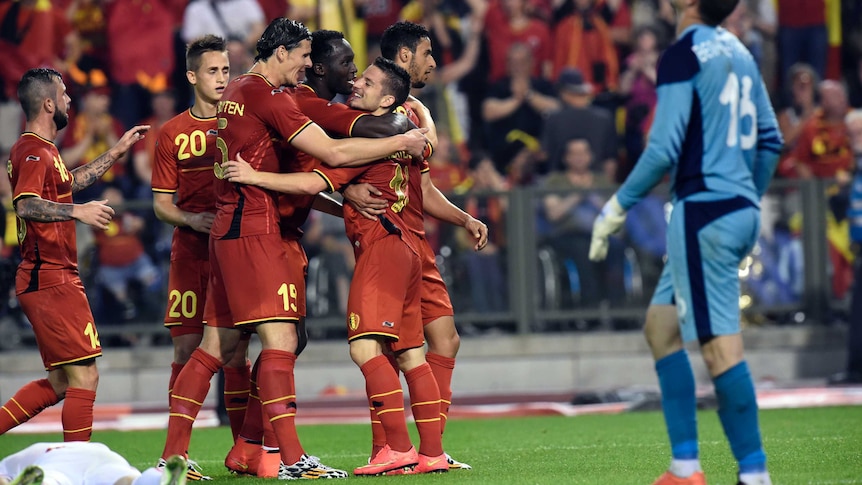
[152,109,218,260]
[8,133,78,293]
[212,73,313,240]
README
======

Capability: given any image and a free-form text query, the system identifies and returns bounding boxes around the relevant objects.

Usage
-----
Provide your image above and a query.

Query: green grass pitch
[0,407,859,484]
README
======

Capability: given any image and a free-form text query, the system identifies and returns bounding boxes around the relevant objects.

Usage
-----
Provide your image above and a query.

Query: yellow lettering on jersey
[384,150,410,161]
[53,156,70,182]
[389,164,409,213]
[218,101,245,117]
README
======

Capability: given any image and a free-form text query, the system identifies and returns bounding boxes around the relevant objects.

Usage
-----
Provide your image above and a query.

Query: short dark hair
[373,57,411,108]
[255,18,311,61]
[700,0,740,26]
[17,68,62,121]
[310,30,345,65]
[186,34,227,72]
[380,22,430,61]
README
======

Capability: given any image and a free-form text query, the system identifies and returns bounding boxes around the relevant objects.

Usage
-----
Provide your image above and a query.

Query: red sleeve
[296,87,368,136]
[151,121,178,193]
[314,165,366,192]
[263,89,313,143]
[12,146,52,202]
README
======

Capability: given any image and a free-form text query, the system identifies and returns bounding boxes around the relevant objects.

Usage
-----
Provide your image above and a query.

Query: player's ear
[186,70,197,86]
[380,94,395,110]
[312,63,325,76]
[399,46,411,63]
[43,96,54,114]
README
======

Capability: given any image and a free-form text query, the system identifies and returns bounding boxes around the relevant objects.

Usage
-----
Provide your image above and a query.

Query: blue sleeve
[617,35,699,210]
[751,76,783,198]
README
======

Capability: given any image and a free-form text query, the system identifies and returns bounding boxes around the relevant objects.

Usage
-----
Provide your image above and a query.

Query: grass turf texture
[0,407,859,484]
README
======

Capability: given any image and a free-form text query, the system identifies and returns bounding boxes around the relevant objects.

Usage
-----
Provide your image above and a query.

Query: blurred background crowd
[0,0,861,343]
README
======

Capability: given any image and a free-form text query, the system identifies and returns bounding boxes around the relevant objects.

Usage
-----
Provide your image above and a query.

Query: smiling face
[189,50,230,104]
[348,65,395,115]
[324,38,359,96]
[405,37,436,89]
[282,39,313,87]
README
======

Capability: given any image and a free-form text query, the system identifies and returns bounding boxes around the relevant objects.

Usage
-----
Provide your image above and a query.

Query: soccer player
[0,442,187,485]
[159,18,428,481]
[588,1,782,485]
[151,35,252,445]
[0,68,148,442]
[358,20,488,469]
[223,56,448,476]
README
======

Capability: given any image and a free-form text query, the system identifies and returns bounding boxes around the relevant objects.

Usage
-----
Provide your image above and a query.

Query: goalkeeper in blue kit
[589,1,783,484]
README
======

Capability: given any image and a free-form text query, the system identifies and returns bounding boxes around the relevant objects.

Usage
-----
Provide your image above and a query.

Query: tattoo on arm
[71,150,116,193]
[16,197,73,222]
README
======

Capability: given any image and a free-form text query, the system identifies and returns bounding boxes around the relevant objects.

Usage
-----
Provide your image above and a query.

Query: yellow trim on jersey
[163,321,182,327]
[21,132,55,145]
[234,316,300,326]
[420,166,431,174]
[58,191,71,199]
[286,120,313,143]
[152,188,177,194]
[348,331,398,341]
[13,193,41,204]
[297,83,316,94]
[2,406,21,424]
[180,166,214,173]
[187,108,216,121]
[244,72,273,87]
[312,169,335,193]
[347,113,370,136]
[47,352,102,369]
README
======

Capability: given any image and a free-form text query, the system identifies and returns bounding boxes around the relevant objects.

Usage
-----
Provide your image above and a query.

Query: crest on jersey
[25,155,40,162]
[348,312,360,331]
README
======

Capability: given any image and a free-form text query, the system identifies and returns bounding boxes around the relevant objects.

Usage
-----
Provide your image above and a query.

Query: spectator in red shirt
[484,0,553,83]
[790,80,851,180]
[552,0,620,93]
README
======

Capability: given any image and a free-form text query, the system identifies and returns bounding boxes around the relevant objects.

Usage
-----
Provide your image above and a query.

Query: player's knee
[425,317,460,358]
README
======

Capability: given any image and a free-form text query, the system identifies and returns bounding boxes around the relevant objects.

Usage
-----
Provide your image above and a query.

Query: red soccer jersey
[211,73,313,240]
[315,154,422,258]
[152,109,219,260]
[277,141,318,240]
[8,133,79,293]
[294,84,369,136]
[394,104,430,239]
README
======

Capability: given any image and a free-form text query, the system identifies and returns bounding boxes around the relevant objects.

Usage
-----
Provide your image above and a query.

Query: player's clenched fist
[403,127,430,158]
[73,199,115,230]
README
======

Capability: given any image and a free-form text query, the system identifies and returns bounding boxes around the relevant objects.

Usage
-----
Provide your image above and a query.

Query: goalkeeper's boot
[160,455,189,485]
[652,470,707,485]
[256,448,281,478]
[278,454,348,479]
[225,439,261,475]
[737,472,772,485]
[445,452,472,470]
[353,445,418,476]
[10,466,43,485]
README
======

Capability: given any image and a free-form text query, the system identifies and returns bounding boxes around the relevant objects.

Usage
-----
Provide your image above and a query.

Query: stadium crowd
[0,0,860,332]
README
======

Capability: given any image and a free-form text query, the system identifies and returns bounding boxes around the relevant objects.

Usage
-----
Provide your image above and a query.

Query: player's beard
[409,60,426,89]
[53,109,69,131]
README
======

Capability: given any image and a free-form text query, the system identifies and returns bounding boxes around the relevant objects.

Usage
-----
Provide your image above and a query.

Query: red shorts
[419,238,453,325]
[204,234,305,328]
[18,279,101,371]
[347,236,423,352]
[163,258,210,337]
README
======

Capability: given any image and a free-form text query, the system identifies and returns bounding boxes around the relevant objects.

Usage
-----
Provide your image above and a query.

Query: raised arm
[290,122,428,167]
[15,197,114,230]
[70,125,149,193]
[222,154,329,195]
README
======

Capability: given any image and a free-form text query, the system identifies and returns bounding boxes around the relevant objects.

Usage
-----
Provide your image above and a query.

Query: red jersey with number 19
[211,72,313,240]
[8,133,78,293]
[152,110,218,260]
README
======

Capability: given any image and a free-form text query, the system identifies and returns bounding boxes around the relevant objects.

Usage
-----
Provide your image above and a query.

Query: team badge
[348,312,360,331]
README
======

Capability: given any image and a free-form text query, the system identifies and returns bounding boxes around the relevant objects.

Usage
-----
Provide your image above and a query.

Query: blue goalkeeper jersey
[616,25,783,210]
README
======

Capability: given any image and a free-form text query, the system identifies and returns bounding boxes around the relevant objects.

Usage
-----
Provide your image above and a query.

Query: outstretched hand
[74,199,115,230]
[114,125,151,155]
[343,183,388,221]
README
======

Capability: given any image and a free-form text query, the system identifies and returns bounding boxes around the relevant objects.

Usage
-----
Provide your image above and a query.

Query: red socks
[168,362,183,398]
[223,362,251,441]
[405,363,443,457]
[361,355,411,453]
[257,349,303,465]
[425,353,454,434]
[0,379,59,434]
[62,387,96,441]
[162,348,221,459]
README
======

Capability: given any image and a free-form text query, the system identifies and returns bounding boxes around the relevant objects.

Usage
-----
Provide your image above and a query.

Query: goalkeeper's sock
[425,353,454,435]
[361,355,411,453]
[714,361,767,474]
[62,387,95,441]
[0,379,59,434]
[163,348,221,459]
[656,350,699,464]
